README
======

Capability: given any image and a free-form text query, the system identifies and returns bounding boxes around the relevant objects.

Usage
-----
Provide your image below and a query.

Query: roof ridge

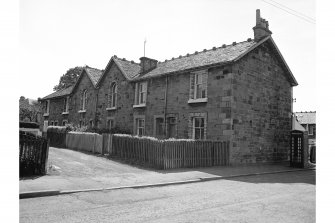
[113,55,140,65]
[160,38,254,64]
[85,65,102,71]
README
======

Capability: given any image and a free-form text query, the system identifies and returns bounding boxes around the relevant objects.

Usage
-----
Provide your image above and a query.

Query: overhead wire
[261,0,315,24]
[265,0,315,21]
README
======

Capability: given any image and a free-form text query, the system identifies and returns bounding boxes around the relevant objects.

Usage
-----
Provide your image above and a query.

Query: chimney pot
[253,9,272,41]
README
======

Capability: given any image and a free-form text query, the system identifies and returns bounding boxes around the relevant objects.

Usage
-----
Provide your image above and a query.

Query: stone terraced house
[41,10,298,164]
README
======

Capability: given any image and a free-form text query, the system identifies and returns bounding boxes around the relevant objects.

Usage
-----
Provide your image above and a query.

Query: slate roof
[113,57,141,80]
[42,86,73,100]
[85,67,103,87]
[295,112,316,124]
[137,39,257,80]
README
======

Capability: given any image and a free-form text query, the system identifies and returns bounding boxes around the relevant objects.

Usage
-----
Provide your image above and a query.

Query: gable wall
[230,42,292,164]
[96,63,135,132]
[68,71,97,126]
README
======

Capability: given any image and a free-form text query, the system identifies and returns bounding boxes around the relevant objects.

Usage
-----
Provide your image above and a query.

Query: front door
[290,130,304,168]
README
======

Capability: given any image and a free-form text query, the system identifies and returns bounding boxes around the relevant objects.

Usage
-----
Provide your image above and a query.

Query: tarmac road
[20,170,315,223]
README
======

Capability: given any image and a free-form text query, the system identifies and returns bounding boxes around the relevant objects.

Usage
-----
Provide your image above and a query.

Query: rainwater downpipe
[164,74,168,138]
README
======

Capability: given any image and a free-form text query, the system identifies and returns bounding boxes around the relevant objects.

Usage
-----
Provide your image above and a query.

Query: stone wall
[47,97,67,125]
[96,62,135,132]
[230,42,292,164]
[133,65,233,140]
[68,71,97,127]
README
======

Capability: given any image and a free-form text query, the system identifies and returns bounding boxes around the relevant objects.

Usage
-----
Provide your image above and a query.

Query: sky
[19,0,315,112]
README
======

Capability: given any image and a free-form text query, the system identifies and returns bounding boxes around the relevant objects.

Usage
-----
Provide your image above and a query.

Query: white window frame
[89,120,94,128]
[79,90,87,113]
[62,120,68,126]
[188,71,208,104]
[134,115,145,136]
[192,117,205,140]
[107,82,117,110]
[62,96,69,114]
[133,82,147,107]
[107,118,115,130]
[44,100,50,116]
[43,120,48,132]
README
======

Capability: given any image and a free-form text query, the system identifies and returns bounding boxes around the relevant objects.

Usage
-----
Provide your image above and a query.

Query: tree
[19,96,42,122]
[53,66,84,91]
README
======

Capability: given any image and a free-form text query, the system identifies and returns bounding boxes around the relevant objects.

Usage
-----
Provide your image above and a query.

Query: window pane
[195,128,200,139]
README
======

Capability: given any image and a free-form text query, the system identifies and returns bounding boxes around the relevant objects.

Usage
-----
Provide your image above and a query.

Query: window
[135,118,145,136]
[107,82,117,109]
[62,120,68,126]
[43,120,48,132]
[189,113,206,140]
[189,71,208,103]
[193,117,205,140]
[79,120,83,128]
[308,124,315,135]
[89,120,94,128]
[134,82,147,107]
[50,121,54,126]
[54,121,58,126]
[44,100,50,116]
[107,119,114,130]
[63,97,69,113]
[80,90,87,112]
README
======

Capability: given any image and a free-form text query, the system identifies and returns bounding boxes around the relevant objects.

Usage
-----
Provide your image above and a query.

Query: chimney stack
[253,9,272,41]
[139,57,158,74]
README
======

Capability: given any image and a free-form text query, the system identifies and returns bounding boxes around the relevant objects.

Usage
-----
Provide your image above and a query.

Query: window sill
[78,110,86,113]
[106,107,117,111]
[43,113,49,117]
[188,98,208,104]
[133,104,146,108]
[62,112,69,115]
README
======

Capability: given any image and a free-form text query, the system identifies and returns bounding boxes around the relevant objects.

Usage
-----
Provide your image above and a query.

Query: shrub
[85,126,132,135]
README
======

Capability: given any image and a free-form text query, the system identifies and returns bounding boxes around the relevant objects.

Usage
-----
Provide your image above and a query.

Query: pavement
[19,147,316,199]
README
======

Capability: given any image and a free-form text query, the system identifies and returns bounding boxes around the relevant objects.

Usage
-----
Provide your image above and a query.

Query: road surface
[20,170,315,223]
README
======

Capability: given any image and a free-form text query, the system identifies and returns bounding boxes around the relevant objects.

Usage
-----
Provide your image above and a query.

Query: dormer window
[133,81,147,107]
[107,82,117,110]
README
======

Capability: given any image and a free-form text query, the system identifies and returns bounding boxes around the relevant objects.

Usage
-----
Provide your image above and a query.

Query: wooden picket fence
[105,134,230,169]
[19,131,49,177]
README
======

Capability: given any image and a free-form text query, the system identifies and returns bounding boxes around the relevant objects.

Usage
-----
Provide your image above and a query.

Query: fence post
[44,139,50,175]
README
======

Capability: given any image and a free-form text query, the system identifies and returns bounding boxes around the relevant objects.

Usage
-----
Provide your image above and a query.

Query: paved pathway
[20,147,315,193]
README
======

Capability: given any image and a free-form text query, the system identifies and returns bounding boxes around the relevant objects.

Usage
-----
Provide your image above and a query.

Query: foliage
[19,96,42,122]
[85,126,132,135]
[53,66,84,91]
